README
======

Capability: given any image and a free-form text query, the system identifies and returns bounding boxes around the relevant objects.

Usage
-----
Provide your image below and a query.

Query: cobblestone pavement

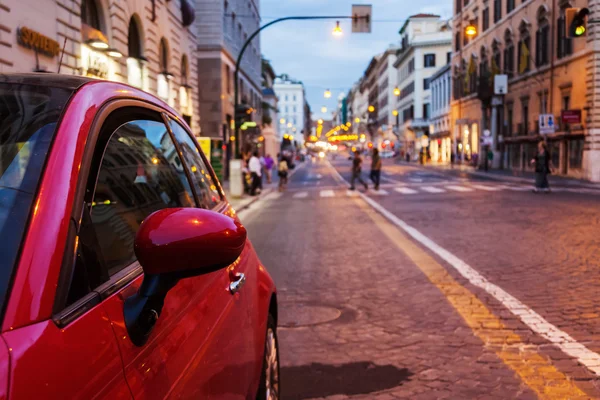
[237,158,600,399]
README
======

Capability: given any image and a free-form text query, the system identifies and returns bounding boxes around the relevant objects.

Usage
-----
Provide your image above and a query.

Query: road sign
[352,5,372,33]
[483,129,491,137]
[561,109,582,124]
[481,136,493,146]
[494,75,508,95]
[538,114,556,135]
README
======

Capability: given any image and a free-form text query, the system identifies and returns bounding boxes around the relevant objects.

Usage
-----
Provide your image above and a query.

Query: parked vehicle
[0,74,279,399]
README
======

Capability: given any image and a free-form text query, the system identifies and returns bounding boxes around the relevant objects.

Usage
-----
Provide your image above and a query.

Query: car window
[167,119,221,209]
[0,82,74,315]
[91,119,195,276]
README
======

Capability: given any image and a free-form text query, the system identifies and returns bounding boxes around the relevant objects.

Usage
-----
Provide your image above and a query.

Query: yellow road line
[353,197,591,399]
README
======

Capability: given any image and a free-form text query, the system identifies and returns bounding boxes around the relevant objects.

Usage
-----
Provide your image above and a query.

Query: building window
[562,94,570,110]
[557,6,574,59]
[81,0,103,32]
[127,16,145,89]
[285,106,289,113]
[423,103,430,119]
[159,38,169,73]
[507,0,515,13]
[569,138,584,169]
[479,46,489,78]
[506,102,513,136]
[483,8,490,31]
[157,38,171,102]
[504,30,515,77]
[447,52,452,64]
[456,0,462,13]
[424,54,436,67]
[494,0,502,23]
[455,31,461,51]
[285,95,288,101]
[492,40,501,72]
[225,65,231,93]
[536,8,550,67]
[408,58,415,73]
[521,97,530,135]
[517,23,530,75]
[293,95,297,101]
[423,78,431,90]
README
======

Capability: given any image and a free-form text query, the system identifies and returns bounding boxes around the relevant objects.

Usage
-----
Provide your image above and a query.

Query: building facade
[394,14,452,160]
[195,0,262,143]
[451,0,599,180]
[376,46,399,141]
[261,58,279,157]
[429,64,452,163]
[273,74,307,147]
[0,0,199,133]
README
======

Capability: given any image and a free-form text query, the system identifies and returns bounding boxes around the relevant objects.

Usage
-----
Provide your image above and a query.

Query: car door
[166,117,261,397]
[79,107,251,398]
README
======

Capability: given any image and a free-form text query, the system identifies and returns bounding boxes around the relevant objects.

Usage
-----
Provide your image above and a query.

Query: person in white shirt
[248,151,262,195]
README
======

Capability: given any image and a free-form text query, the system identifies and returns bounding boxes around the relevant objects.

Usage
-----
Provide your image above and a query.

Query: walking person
[350,150,368,191]
[264,154,274,184]
[531,140,552,193]
[248,151,262,196]
[277,153,289,192]
[370,148,382,191]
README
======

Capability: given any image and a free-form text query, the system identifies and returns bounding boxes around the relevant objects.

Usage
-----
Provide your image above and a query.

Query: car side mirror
[124,208,247,346]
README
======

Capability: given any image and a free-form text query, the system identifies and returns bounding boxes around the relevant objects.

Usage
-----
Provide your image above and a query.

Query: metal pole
[233,15,361,159]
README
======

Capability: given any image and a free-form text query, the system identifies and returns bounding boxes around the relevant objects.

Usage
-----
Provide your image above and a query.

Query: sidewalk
[396,159,600,189]
[221,161,305,212]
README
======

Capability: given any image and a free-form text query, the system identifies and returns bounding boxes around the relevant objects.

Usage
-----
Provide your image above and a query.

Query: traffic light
[234,104,253,128]
[566,8,589,38]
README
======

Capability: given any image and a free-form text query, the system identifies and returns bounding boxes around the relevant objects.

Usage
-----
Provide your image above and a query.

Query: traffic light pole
[232,15,366,159]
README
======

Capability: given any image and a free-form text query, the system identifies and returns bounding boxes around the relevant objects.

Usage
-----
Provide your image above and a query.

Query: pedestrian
[450,151,455,169]
[531,140,552,193]
[277,153,289,192]
[350,150,368,191]
[248,151,262,196]
[405,152,410,163]
[264,154,274,184]
[370,148,382,191]
[259,154,266,190]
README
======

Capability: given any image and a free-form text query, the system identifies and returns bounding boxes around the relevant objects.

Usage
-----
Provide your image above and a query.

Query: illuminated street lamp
[287,122,293,128]
[280,118,285,124]
[332,21,343,36]
[318,119,324,124]
[465,23,477,37]
[368,105,375,113]
[392,110,399,116]
[324,89,331,98]
[321,106,328,113]
[393,87,401,96]
[355,117,361,123]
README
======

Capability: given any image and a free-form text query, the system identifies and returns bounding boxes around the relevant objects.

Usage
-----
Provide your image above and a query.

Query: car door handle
[229,273,246,295]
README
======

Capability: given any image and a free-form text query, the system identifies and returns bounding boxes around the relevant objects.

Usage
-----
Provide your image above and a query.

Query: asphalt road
[237,156,600,399]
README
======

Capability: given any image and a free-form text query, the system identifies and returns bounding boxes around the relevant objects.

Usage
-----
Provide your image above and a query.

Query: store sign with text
[17,27,60,57]
[81,45,110,79]
[561,110,582,124]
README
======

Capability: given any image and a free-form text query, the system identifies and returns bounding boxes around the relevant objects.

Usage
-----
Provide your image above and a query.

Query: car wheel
[257,314,280,400]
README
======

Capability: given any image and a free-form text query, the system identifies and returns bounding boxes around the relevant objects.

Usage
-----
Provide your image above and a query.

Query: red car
[0,74,279,399]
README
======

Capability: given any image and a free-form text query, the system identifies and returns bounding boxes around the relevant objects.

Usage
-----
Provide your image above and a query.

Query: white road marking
[506,185,534,191]
[359,193,600,376]
[394,187,418,194]
[262,192,282,201]
[293,191,308,199]
[445,185,474,192]
[320,190,335,198]
[409,178,423,182]
[346,190,360,197]
[370,189,389,196]
[420,186,446,193]
[470,184,502,191]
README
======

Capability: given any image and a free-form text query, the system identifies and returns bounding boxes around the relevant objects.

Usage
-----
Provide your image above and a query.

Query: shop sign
[197,137,211,162]
[538,114,556,135]
[561,110,581,124]
[17,27,60,57]
[81,45,109,79]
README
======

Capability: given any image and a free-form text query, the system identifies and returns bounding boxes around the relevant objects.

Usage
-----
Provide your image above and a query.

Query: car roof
[0,73,96,90]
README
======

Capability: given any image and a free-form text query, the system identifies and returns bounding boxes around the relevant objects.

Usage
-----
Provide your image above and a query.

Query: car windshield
[0,82,74,313]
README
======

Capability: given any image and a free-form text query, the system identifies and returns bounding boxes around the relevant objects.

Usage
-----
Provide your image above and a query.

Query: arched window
[159,37,169,73]
[517,21,531,74]
[128,16,143,59]
[536,7,550,67]
[492,39,501,73]
[179,55,191,113]
[503,29,515,78]
[479,46,489,77]
[127,16,144,88]
[81,0,102,32]
[468,55,478,94]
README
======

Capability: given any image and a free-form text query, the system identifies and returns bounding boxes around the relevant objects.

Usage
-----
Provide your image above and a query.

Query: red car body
[0,74,277,399]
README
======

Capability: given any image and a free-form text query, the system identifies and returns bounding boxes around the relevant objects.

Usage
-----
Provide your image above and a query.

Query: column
[584,0,600,181]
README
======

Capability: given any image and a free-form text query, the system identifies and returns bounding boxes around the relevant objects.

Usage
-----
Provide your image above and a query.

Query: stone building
[0,0,199,133]
[273,74,307,147]
[429,64,453,163]
[195,0,262,144]
[451,0,597,179]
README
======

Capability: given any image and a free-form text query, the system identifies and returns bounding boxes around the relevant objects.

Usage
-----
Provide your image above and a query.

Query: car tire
[256,314,280,400]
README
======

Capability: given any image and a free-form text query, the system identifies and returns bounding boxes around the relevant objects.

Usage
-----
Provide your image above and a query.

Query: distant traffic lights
[566,8,590,38]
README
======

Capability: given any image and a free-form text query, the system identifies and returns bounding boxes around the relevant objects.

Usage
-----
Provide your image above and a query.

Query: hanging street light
[393,87,401,96]
[332,21,343,36]
[321,106,328,113]
[465,22,477,37]
[368,105,375,113]
[324,89,331,98]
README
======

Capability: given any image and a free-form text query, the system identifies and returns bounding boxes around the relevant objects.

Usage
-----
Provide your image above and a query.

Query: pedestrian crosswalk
[285,184,598,200]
